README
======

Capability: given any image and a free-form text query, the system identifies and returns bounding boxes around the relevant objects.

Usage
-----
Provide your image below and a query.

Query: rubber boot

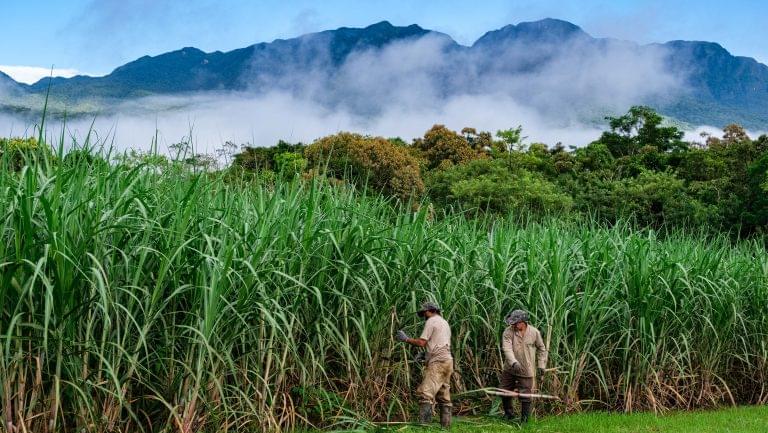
[439,405,452,429]
[502,397,515,421]
[419,403,433,424]
[520,401,532,424]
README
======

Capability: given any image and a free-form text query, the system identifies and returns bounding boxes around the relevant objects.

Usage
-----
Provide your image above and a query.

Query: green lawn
[362,406,768,433]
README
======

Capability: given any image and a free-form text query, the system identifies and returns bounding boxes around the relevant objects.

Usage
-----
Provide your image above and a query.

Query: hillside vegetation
[232,106,768,237]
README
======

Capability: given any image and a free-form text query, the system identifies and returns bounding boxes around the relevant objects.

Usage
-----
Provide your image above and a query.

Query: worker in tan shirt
[500,309,548,424]
[395,301,453,428]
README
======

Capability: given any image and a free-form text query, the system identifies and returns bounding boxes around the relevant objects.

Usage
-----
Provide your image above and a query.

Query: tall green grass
[1,141,767,432]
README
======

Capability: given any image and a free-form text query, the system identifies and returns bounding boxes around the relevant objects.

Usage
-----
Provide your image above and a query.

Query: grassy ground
[370,406,768,433]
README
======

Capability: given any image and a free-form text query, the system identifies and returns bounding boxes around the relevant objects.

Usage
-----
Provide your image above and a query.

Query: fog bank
[0,32,714,154]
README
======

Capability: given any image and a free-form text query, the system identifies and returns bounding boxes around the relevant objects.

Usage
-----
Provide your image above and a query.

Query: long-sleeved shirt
[502,324,548,378]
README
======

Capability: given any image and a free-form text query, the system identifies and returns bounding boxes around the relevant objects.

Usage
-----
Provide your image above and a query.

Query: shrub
[0,137,46,171]
[233,140,305,172]
[275,151,307,178]
[414,124,481,170]
[428,158,573,215]
[304,132,424,201]
[614,170,716,228]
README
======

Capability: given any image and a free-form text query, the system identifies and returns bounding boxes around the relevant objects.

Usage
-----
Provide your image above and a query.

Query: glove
[396,330,410,342]
[537,367,545,377]
[509,361,520,371]
[413,351,427,364]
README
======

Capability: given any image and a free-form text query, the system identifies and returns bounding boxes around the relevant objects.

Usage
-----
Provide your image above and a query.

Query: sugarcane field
[2,2,768,432]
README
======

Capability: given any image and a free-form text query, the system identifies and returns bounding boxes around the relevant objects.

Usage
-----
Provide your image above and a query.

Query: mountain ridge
[4,19,768,128]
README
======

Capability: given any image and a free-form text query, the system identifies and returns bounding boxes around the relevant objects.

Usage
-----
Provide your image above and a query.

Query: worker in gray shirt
[500,309,548,424]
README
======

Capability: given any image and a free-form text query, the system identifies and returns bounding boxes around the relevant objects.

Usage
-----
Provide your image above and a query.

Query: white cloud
[0,65,82,85]
[684,125,767,145]
[0,32,692,153]
[0,91,614,155]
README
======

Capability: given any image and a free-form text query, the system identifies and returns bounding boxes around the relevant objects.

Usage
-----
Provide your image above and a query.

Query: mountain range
[2,19,768,129]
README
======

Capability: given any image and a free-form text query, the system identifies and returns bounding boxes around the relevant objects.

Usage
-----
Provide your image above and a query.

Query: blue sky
[1,0,767,83]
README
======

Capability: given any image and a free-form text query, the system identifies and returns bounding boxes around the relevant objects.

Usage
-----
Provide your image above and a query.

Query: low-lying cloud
[684,125,766,144]
[0,31,698,154]
[0,65,83,85]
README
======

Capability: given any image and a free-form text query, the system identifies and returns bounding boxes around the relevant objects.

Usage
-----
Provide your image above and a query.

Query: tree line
[229,106,768,237]
[3,106,767,236]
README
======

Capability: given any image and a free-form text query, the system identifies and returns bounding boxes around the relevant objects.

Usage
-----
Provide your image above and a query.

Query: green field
[380,406,768,433]
[1,140,767,432]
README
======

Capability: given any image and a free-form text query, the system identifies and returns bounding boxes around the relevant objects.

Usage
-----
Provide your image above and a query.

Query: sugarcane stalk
[485,390,561,400]
[458,387,561,401]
